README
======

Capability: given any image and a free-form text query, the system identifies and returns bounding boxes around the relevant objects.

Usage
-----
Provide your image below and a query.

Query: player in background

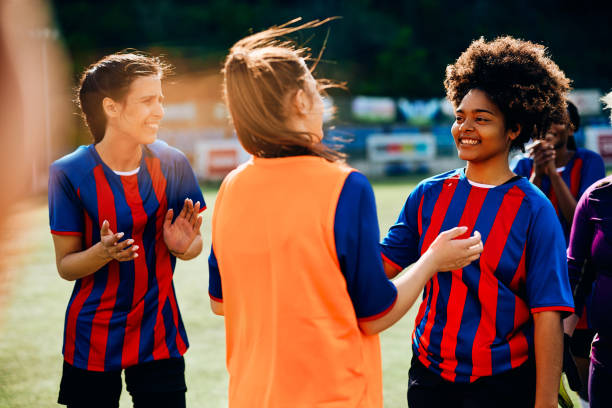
[381,37,574,408]
[514,101,605,403]
[207,18,482,408]
[514,100,605,245]
[49,52,205,408]
[563,91,612,408]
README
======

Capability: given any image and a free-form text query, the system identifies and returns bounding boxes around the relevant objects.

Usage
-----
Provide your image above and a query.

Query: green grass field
[0,176,582,407]
[0,177,423,408]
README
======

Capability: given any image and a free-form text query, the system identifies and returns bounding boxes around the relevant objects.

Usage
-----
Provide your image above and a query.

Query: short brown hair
[444,36,571,151]
[223,18,344,162]
[77,51,171,143]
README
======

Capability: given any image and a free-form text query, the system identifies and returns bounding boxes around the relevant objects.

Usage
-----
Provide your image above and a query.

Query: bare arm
[359,228,482,335]
[533,311,564,408]
[210,298,224,316]
[171,234,203,261]
[52,220,138,281]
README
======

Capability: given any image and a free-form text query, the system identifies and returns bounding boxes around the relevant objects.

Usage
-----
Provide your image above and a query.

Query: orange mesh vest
[212,155,383,408]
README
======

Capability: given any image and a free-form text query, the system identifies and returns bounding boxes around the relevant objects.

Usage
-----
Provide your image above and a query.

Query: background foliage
[50,0,612,97]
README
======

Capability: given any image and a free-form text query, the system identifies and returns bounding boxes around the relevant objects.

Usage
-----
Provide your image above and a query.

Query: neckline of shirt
[251,154,324,165]
[460,168,521,189]
[89,144,146,176]
[113,167,140,176]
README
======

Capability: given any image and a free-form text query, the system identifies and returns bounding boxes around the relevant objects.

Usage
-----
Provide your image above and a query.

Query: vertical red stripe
[508,244,530,367]
[120,174,152,367]
[438,186,488,380]
[417,195,424,236]
[415,175,460,367]
[168,284,188,354]
[145,157,182,357]
[87,165,121,370]
[570,158,583,198]
[64,190,94,365]
[548,182,558,213]
[509,244,526,293]
[471,186,525,377]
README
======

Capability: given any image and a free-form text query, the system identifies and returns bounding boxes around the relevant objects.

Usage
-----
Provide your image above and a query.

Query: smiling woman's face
[109,75,164,145]
[451,89,516,164]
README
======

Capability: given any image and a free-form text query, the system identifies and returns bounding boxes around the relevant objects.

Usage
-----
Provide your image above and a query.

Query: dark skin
[529,122,577,225]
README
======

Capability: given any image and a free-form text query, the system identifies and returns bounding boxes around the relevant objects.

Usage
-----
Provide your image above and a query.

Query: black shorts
[58,357,186,408]
[407,356,536,408]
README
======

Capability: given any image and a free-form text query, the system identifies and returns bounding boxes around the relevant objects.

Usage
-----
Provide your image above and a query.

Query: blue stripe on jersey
[423,178,470,369]
[161,295,180,358]
[50,140,204,371]
[385,169,573,382]
[137,163,161,363]
[461,183,507,378]
[175,297,189,353]
[103,168,136,371]
[411,178,446,357]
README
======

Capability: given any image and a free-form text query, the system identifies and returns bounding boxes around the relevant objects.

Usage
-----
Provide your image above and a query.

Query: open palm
[163,198,203,255]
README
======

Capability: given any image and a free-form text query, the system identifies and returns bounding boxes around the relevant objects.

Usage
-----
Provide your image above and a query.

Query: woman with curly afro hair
[381,36,575,408]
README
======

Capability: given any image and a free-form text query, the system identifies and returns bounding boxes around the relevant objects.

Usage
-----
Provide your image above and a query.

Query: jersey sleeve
[525,201,574,316]
[512,157,532,178]
[567,188,596,314]
[208,245,223,302]
[172,153,206,214]
[48,163,83,236]
[379,183,423,271]
[578,152,605,198]
[334,172,398,320]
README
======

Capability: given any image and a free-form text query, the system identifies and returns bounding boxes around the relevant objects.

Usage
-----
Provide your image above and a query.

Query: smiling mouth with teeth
[459,138,480,145]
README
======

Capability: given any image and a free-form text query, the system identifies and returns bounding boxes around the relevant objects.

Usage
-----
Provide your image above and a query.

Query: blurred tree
[50,0,612,96]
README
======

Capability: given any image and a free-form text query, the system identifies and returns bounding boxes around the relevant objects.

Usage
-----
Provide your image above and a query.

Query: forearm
[360,252,436,335]
[172,234,203,260]
[549,172,577,224]
[533,311,563,408]
[57,241,112,281]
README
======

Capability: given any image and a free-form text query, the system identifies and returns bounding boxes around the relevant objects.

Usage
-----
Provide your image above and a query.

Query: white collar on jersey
[466,178,497,189]
[113,167,140,176]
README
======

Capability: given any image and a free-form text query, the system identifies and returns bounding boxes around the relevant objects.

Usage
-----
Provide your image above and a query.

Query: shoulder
[509,177,552,214]
[512,155,532,173]
[49,145,96,185]
[584,175,612,200]
[576,147,601,159]
[340,171,372,196]
[416,168,462,192]
[575,148,604,164]
[514,155,533,168]
[146,139,189,165]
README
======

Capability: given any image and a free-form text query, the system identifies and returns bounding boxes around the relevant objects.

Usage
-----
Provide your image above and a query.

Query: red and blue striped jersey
[381,168,573,383]
[513,148,605,245]
[48,140,205,372]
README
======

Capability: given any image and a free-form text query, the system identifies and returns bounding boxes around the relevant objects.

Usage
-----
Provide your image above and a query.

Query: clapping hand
[528,139,556,176]
[100,220,138,262]
[163,198,203,256]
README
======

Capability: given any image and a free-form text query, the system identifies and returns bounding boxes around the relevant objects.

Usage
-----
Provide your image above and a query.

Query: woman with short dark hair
[49,52,205,407]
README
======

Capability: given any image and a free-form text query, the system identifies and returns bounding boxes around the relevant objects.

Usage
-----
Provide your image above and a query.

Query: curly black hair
[444,36,571,151]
